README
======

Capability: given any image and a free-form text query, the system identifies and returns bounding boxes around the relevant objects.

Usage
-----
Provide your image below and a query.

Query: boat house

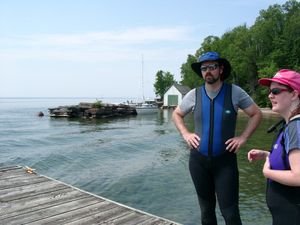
[163,83,190,108]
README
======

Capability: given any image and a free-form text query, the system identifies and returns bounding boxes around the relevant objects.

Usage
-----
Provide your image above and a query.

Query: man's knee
[220,204,242,225]
[199,199,217,225]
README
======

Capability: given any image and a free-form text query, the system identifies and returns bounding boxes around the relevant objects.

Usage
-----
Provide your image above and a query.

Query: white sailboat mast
[141,54,145,102]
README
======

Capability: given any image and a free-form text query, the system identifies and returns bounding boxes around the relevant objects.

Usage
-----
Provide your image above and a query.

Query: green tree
[253,0,300,106]
[219,25,260,97]
[176,0,299,108]
[180,54,202,88]
[281,0,300,70]
[154,70,176,100]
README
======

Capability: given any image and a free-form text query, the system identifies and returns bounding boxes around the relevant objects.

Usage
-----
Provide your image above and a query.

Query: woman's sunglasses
[268,88,291,95]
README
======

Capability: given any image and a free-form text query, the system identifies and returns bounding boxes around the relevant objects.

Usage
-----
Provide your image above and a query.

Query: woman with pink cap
[248,69,300,225]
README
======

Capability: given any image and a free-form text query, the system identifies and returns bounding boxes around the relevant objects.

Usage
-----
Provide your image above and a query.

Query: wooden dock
[0,165,181,225]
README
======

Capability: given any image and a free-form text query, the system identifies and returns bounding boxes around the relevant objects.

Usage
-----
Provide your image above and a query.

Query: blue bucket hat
[191,51,231,80]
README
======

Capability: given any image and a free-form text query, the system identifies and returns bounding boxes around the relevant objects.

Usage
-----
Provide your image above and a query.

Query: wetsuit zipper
[208,99,214,157]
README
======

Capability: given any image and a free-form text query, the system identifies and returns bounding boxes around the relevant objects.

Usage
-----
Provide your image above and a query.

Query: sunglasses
[268,88,291,95]
[200,63,219,72]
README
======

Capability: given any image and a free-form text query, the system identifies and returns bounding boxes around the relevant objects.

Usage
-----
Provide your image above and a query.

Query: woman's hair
[275,84,300,120]
[290,103,300,120]
[287,83,300,119]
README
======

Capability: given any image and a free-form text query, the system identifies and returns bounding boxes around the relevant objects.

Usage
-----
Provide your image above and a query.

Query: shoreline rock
[49,102,137,119]
[36,111,44,117]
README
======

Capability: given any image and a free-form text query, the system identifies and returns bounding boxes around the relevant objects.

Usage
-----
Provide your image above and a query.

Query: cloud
[1,26,194,46]
[0,26,198,62]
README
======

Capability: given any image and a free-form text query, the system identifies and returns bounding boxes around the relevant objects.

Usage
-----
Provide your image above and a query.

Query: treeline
[179,0,300,107]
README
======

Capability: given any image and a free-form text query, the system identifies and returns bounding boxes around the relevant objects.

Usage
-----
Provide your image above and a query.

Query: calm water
[0,98,280,225]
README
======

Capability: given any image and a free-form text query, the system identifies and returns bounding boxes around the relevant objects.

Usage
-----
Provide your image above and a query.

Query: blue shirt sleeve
[285,119,300,154]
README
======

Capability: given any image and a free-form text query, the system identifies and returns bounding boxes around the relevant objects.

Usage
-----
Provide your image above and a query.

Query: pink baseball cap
[259,69,300,92]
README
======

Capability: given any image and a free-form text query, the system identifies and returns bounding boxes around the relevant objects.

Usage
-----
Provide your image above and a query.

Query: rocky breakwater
[49,101,137,119]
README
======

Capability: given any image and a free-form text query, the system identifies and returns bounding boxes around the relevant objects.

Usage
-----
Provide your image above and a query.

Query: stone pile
[49,102,137,119]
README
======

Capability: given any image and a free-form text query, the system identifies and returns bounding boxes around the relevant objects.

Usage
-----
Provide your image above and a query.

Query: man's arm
[172,106,200,149]
[225,103,262,152]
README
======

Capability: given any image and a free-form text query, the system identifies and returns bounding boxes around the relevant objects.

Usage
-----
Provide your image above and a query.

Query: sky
[0,0,289,100]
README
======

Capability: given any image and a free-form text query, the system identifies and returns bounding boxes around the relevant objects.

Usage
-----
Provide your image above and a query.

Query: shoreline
[238,107,280,117]
[260,108,279,115]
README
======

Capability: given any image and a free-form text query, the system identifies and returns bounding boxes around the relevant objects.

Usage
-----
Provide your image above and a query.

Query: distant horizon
[0,96,138,99]
[0,96,157,104]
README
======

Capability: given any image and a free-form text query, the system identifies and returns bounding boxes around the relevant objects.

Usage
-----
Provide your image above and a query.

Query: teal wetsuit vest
[194,83,237,156]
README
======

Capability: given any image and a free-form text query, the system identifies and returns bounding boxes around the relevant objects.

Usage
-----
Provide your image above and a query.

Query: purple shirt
[269,132,290,170]
[269,118,300,171]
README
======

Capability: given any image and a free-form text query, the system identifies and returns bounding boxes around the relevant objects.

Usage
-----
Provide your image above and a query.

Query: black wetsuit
[189,151,241,225]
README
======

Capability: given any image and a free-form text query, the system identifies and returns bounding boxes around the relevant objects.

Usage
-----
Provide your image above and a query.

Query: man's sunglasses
[268,88,291,95]
[200,63,219,72]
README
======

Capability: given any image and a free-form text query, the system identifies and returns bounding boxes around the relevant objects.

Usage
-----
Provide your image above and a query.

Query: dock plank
[67,205,133,225]
[26,201,126,225]
[0,166,181,225]
[2,197,103,225]
[0,180,67,201]
[0,189,88,218]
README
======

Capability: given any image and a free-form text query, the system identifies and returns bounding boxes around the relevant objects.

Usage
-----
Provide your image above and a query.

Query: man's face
[200,61,223,84]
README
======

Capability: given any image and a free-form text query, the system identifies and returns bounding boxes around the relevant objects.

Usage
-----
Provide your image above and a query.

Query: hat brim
[191,58,231,80]
[258,78,292,87]
[258,78,272,87]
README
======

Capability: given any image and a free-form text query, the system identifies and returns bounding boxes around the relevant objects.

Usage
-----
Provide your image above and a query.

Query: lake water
[0,98,280,225]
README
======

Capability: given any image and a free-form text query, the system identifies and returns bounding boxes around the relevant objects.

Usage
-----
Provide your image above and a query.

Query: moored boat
[135,102,158,115]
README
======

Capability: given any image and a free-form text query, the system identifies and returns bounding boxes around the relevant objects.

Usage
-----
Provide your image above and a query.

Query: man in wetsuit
[172,51,262,225]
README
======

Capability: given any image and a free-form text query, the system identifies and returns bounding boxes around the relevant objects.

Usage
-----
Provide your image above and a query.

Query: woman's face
[269,82,293,115]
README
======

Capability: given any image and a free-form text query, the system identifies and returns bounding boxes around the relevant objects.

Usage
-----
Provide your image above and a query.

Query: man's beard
[205,73,220,84]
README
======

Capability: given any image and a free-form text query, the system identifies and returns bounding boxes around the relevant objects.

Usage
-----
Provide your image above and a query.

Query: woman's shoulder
[286,117,300,135]
[289,114,300,122]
